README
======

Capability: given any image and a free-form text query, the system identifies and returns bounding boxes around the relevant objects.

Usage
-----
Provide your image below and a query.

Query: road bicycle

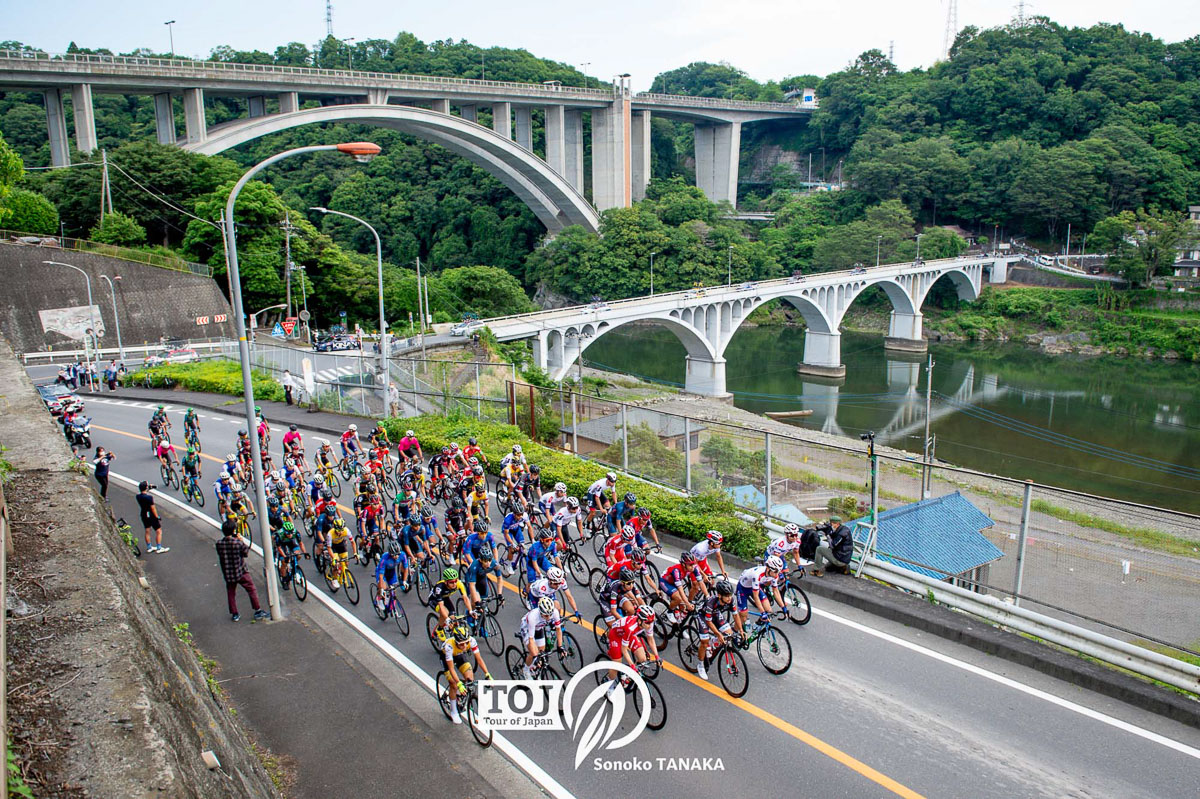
[323,553,360,604]
[181,472,205,507]
[159,459,180,490]
[740,611,793,674]
[338,452,364,482]
[115,517,140,557]
[371,582,410,636]
[590,615,660,680]
[435,674,491,747]
[676,619,749,697]
[276,546,308,601]
[781,567,812,625]
[184,425,201,453]
[455,596,506,657]
[504,620,583,676]
[315,461,342,498]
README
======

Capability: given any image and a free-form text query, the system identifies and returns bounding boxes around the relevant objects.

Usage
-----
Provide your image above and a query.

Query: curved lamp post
[224,141,381,621]
[44,260,97,365]
[99,274,123,360]
[310,207,390,417]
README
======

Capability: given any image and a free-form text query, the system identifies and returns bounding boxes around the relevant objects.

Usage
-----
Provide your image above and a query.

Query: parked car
[144,348,199,367]
[314,335,361,352]
[450,320,486,337]
[37,385,80,416]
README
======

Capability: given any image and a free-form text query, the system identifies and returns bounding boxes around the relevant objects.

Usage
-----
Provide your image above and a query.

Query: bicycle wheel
[592,614,609,652]
[587,569,607,608]
[784,582,812,625]
[757,626,792,674]
[435,670,453,720]
[193,483,205,507]
[505,646,525,679]
[415,564,434,606]
[566,552,590,587]
[329,472,342,499]
[677,623,701,673]
[160,463,172,487]
[343,569,360,605]
[323,561,340,593]
[715,646,749,698]
[355,538,372,568]
[592,530,607,560]
[516,570,530,609]
[371,584,387,621]
[634,677,667,731]
[292,565,308,601]
[481,613,505,658]
[393,599,410,636]
[426,613,444,653]
[557,630,584,675]
[467,690,492,747]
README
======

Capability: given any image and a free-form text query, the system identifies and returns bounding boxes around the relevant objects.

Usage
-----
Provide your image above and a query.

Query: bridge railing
[632,92,803,113]
[0,229,213,277]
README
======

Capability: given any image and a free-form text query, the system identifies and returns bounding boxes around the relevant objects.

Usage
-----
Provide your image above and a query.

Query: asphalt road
[58,389,1200,799]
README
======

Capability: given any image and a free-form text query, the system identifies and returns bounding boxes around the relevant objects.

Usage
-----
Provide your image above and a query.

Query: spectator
[387,382,400,418]
[812,516,854,577]
[66,361,78,389]
[216,519,270,622]
[55,364,69,386]
[105,359,120,391]
[282,369,295,405]
[87,361,98,392]
[93,447,115,500]
[135,480,169,554]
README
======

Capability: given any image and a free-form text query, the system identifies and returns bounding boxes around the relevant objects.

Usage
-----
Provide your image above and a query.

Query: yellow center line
[94,423,924,798]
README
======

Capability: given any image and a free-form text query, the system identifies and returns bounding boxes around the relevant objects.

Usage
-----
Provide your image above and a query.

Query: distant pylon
[325,0,334,37]
[942,0,958,60]
[889,40,895,63]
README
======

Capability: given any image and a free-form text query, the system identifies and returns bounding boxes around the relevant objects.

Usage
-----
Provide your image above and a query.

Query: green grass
[1029,499,1200,558]
[125,359,285,402]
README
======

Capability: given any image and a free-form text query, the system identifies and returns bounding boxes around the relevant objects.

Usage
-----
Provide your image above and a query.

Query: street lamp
[915,233,923,263]
[164,20,176,58]
[311,206,390,417]
[250,303,287,336]
[44,260,97,366]
[580,62,591,89]
[876,235,882,267]
[727,244,734,286]
[99,274,123,360]
[224,140,381,622]
[343,37,356,70]
[649,251,657,296]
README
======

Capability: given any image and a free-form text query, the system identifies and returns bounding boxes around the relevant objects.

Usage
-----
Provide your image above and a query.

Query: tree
[89,211,146,246]
[0,131,22,227]
[1093,208,1199,286]
[0,187,58,233]
[432,266,536,318]
[600,423,685,484]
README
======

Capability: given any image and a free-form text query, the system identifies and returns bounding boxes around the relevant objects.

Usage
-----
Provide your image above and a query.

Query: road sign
[281,319,296,335]
[214,313,228,323]
[298,310,311,322]
[339,310,347,318]
[271,322,287,338]
[195,316,209,325]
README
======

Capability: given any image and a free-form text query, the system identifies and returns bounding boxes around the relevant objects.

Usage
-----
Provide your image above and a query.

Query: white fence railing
[21,338,232,364]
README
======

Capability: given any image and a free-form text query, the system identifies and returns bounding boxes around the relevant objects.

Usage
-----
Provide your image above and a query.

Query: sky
[2,0,1196,91]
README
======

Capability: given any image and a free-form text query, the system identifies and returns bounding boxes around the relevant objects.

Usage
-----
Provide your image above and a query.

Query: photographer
[812,515,853,577]
[135,481,169,554]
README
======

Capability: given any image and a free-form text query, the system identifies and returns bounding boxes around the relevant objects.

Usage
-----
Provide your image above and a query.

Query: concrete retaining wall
[0,242,235,354]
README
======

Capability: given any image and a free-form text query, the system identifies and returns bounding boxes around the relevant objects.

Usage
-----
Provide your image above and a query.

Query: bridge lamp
[164,20,176,58]
[223,140,383,622]
[649,251,657,296]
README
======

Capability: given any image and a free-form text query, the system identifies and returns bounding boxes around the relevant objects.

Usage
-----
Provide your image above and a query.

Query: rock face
[741,144,809,185]
[532,281,576,310]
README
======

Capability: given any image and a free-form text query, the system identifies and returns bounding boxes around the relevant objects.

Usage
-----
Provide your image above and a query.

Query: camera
[860,431,875,441]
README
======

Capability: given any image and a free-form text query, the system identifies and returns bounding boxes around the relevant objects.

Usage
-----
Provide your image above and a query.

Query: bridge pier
[430,98,450,114]
[591,99,631,210]
[459,104,477,123]
[631,111,651,202]
[43,88,69,167]
[278,91,299,114]
[367,88,389,105]
[694,121,741,207]
[515,107,533,151]
[797,330,846,379]
[247,95,266,118]
[544,105,566,176]
[988,258,1008,283]
[183,88,207,144]
[564,110,584,191]
[72,84,97,155]
[531,331,549,372]
[884,311,927,353]
[491,102,512,138]
[685,355,729,398]
[153,93,175,144]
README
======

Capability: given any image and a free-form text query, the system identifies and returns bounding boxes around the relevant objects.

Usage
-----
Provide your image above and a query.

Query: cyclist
[538,482,569,517]
[339,423,362,463]
[183,407,200,443]
[765,524,807,572]
[585,472,617,532]
[552,496,583,545]
[148,405,169,440]
[690,530,728,581]
[327,518,357,588]
[441,623,491,726]
[419,507,441,546]
[212,471,235,516]
[429,446,455,484]
[273,519,308,588]
[608,492,639,535]
[155,436,178,474]
[222,451,241,483]
[519,596,563,679]
[236,429,253,471]
[374,538,410,615]
[659,551,707,623]
[315,438,338,474]
[464,544,504,610]
[604,605,660,690]
[429,567,472,627]
[695,578,739,681]
[498,444,526,471]
[467,481,489,528]
[628,506,662,551]
[256,410,270,451]
[368,422,391,452]
[603,524,639,570]
[598,567,644,625]
[462,437,487,467]
[462,520,497,568]
[500,507,532,576]
[525,527,561,586]
[398,513,431,564]
[397,428,423,466]
[499,457,524,498]
[515,464,542,513]
[526,566,581,620]
[181,445,202,489]
[444,496,470,539]
[313,502,339,563]
[282,424,304,462]
[736,555,787,628]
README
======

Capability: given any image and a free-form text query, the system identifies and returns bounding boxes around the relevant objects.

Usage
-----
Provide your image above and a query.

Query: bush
[124,359,284,401]
[0,188,58,234]
[382,416,770,559]
[89,211,146,246]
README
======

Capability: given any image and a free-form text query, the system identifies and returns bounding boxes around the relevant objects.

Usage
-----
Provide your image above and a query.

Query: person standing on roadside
[93,447,115,500]
[87,361,98,393]
[216,519,270,622]
[135,480,169,554]
[282,369,295,405]
[106,359,120,391]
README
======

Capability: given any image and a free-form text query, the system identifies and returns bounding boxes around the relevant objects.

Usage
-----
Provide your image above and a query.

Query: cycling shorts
[332,540,348,555]
[607,633,643,661]
[698,621,733,642]
[735,584,764,612]
[658,579,679,597]
[588,493,607,510]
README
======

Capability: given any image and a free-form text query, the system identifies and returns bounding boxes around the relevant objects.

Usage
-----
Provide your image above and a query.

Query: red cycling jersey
[606,615,646,659]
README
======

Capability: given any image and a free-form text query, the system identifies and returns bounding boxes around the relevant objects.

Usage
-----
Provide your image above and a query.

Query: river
[583,324,1200,514]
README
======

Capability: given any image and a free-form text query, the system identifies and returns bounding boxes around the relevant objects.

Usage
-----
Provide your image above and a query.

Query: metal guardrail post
[764,432,772,512]
[475,364,481,419]
[683,417,692,492]
[620,403,629,472]
[1014,481,1033,606]
[570,391,578,453]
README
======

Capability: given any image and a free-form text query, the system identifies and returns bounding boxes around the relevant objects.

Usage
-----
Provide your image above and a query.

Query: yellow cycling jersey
[500,463,523,482]
[329,524,351,544]
[442,635,479,659]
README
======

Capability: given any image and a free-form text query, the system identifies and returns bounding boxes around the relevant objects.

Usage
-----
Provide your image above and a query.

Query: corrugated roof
[726,484,766,508]
[852,491,1003,579]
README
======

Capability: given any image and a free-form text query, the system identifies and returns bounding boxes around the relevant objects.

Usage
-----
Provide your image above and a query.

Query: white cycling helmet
[546,566,566,586]
[605,472,616,482]
[219,471,230,480]
[765,555,785,572]
[226,453,236,462]
[513,444,522,454]
[784,523,801,538]
[313,474,324,485]
[554,482,567,492]
[348,423,357,432]
[537,596,555,616]
[406,430,415,437]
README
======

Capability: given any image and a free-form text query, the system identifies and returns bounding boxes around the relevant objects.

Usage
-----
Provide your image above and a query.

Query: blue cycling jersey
[502,513,527,539]
[465,557,501,584]
[375,551,408,582]
[526,540,558,578]
[464,531,496,558]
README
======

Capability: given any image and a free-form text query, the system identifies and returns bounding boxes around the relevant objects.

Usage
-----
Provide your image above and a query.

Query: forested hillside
[0,17,1197,327]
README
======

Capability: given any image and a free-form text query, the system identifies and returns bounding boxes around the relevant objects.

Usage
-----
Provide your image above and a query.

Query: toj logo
[479,661,651,769]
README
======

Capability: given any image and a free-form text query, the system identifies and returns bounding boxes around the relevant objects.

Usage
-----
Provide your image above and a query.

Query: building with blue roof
[851,491,1004,592]
[724,485,813,526]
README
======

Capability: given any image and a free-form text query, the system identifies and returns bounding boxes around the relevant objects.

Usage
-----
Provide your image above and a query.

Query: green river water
[583,324,1200,514]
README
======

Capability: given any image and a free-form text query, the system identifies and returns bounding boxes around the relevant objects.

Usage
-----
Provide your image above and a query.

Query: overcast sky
[4,0,1196,90]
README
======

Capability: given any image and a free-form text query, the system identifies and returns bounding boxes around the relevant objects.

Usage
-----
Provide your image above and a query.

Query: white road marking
[102,468,578,799]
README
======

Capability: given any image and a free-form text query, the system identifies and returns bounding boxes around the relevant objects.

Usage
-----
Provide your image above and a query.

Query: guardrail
[632,91,805,113]
[1,229,213,277]
[21,338,232,364]
[862,557,1200,694]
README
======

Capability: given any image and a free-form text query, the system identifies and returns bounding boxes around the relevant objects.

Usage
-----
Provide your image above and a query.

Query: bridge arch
[719,291,834,358]
[914,266,980,308]
[186,105,600,234]
[548,314,717,383]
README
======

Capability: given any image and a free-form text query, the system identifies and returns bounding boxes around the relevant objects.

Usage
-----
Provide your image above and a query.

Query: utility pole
[1065,222,1072,265]
[922,354,935,497]
[282,210,294,319]
[415,256,427,360]
[100,149,113,221]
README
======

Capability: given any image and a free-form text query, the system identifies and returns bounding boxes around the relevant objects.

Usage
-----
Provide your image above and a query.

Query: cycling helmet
[226,453,236,462]
[546,566,566,586]
[468,437,477,446]
[254,405,261,414]
[474,519,488,534]
[706,530,724,545]
[314,474,325,485]
[679,551,695,565]
[332,518,346,529]
[624,492,637,504]
[442,567,459,582]
[219,470,230,480]
[321,488,333,500]
[636,605,656,623]
[186,406,194,413]
[420,507,434,520]
[441,446,451,455]
[478,545,494,562]
[452,497,465,509]
[450,442,460,451]
[765,555,785,572]
[468,456,479,466]
[284,457,295,468]
[187,446,195,454]
[537,596,555,616]
[715,578,735,597]
[281,520,295,534]
[348,424,357,432]
[630,547,646,563]
[406,430,415,437]
[238,429,248,437]
[529,464,540,475]
[512,445,522,454]
[605,472,616,482]
[554,482,567,493]
[267,496,280,508]
[618,567,636,584]
[452,624,470,643]
[565,497,579,510]
[289,424,298,432]
[621,525,636,541]
[472,465,484,476]
[784,523,800,539]
[386,538,401,557]
[156,404,164,410]
[637,507,651,520]
[539,527,555,541]
[408,513,421,524]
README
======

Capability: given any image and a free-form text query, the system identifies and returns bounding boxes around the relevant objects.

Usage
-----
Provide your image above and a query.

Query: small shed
[852,492,1003,593]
